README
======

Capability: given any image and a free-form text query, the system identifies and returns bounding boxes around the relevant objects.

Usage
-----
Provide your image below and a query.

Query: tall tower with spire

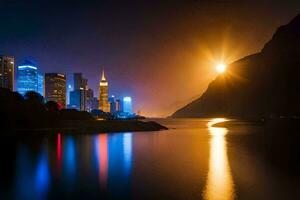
[99,69,110,112]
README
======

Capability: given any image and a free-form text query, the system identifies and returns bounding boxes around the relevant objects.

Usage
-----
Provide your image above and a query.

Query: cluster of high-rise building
[68,70,133,115]
[0,55,134,115]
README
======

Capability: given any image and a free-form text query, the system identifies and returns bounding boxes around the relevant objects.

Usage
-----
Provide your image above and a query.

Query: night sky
[1,0,300,116]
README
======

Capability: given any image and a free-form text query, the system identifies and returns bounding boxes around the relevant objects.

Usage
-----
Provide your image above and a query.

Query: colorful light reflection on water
[123,133,132,176]
[56,133,62,175]
[204,118,235,200]
[4,119,300,199]
[95,134,109,189]
[14,145,51,200]
[63,136,76,181]
[12,132,133,199]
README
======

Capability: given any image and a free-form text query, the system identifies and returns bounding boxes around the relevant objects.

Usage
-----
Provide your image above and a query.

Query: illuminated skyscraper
[45,73,66,108]
[123,96,133,114]
[73,73,87,90]
[109,95,116,113]
[70,88,85,110]
[73,73,82,90]
[85,88,94,111]
[67,84,73,105]
[17,61,38,95]
[0,56,14,91]
[115,99,121,112]
[99,70,110,112]
[38,73,44,96]
[72,73,88,110]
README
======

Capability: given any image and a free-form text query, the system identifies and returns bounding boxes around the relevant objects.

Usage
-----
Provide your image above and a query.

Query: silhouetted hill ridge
[173,14,300,118]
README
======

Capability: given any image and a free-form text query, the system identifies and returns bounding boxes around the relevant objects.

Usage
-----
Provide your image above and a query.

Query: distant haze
[1,1,300,117]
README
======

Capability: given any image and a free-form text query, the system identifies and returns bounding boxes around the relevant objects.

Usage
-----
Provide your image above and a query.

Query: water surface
[0,118,299,200]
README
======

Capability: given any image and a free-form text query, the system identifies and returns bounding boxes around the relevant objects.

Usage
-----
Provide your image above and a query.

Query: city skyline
[1,56,135,115]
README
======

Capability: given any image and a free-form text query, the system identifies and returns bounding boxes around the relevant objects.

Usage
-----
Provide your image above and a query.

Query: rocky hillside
[173,14,300,118]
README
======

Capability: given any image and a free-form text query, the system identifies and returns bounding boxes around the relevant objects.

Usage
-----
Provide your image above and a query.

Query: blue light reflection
[35,149,50,199]
[123,133,132,176]
[63,136,76,180]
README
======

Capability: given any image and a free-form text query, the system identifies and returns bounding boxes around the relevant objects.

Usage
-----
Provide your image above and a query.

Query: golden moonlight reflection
[203,118,235,200]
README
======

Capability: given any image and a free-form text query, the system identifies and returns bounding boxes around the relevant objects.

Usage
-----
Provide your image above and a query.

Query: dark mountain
[172,14,300,118]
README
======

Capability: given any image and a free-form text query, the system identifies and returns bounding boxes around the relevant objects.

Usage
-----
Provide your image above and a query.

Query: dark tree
[45,101,59,112]
[24,91,44,104]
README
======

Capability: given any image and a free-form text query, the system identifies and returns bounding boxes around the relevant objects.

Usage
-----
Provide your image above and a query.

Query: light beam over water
[204,118,235,200]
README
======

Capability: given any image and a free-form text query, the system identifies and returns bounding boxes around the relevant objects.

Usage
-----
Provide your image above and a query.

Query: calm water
[0,118,300,200]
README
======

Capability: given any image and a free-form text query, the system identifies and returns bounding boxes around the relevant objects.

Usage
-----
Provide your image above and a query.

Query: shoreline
[212,119,265,128]
[10,120,168,134]
[212,117,300,129]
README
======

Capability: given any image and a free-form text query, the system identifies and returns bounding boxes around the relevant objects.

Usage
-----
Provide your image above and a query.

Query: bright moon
[216,63,226,73]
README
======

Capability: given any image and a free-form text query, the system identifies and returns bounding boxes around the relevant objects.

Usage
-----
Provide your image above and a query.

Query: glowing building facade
[108,95,116,113]
[0,56,14,91]
[123,96,133,114]
[45,73,66,108]
[38,73,44,96]
[70,88,86,110]
[99,70,110,112]
[17,61,38,95]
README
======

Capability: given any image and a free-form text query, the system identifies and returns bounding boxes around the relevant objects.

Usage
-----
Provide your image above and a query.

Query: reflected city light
[123,133,132,175]
[57,133,62,174]
[35,149,50,198]
[14,145,51,199]
[64,136,76,179]
[204,118,235,200]
[95,134,108,189]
